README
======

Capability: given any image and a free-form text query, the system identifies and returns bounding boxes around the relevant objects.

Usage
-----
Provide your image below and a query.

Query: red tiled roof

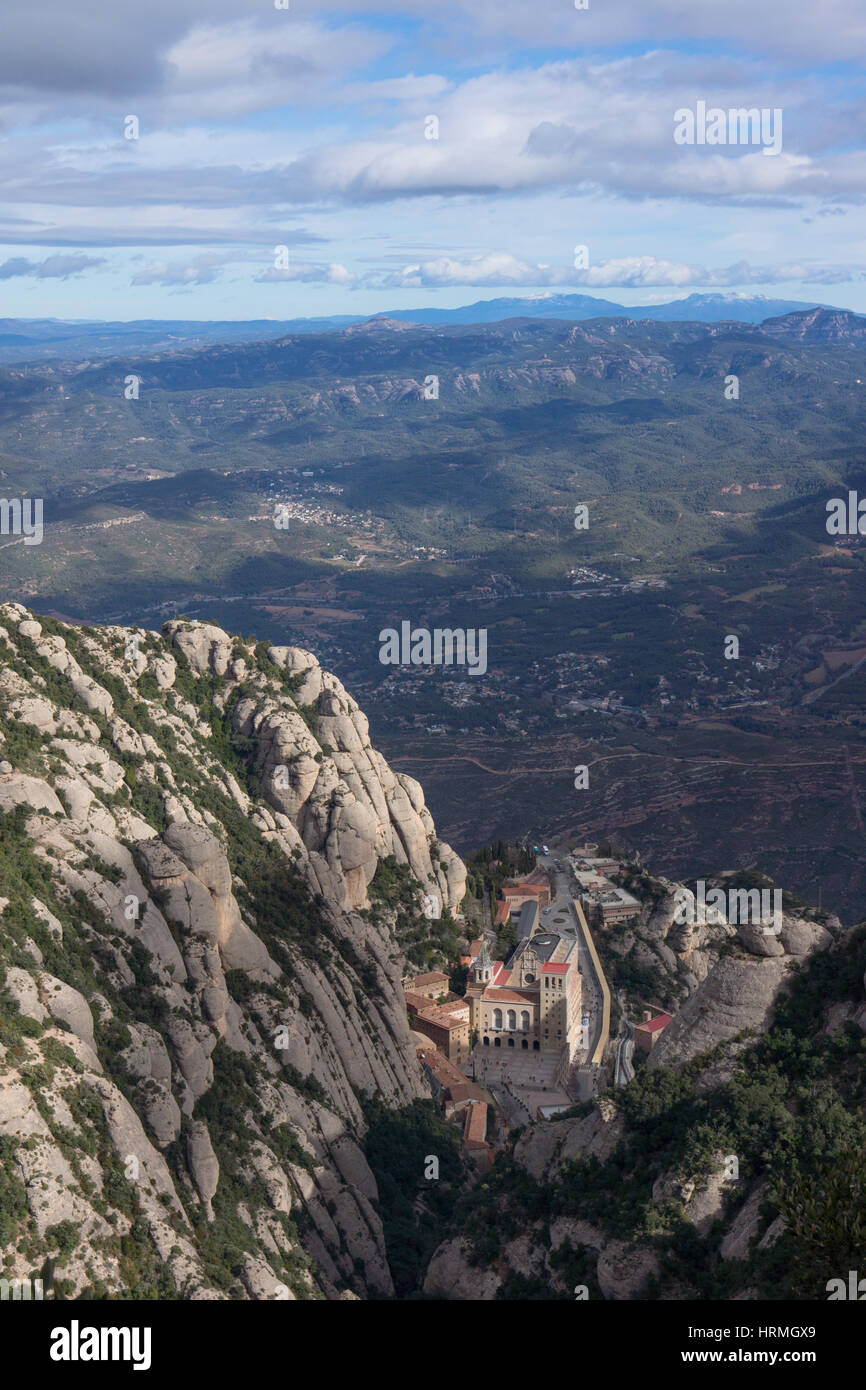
[635,1013,673,1034]
[411,971,450,986]
[482,987,536,1004]
[404,990,436,1014]
[449,1082,485,1106]
[541,962,570,975]
[418,1047,466,1086]
[421,1002,469,1026]
[464,1103,488,1145]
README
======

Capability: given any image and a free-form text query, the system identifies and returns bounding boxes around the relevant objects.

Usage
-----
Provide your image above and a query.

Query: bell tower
[474,940,493,986]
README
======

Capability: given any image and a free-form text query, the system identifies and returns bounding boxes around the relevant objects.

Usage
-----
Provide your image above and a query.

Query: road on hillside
[613,994,635,1088]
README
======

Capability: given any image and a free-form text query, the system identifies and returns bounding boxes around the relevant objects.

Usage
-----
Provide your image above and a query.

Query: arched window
[533,1040,540,1051]
[507,1009,516,1031]
[521,1039,528,1050]
[493,1008,503,1030]
[520,1011,530,1032]
[494,1037,501,1048]
[483,1036,490,1046]
[508,1038,515,1048]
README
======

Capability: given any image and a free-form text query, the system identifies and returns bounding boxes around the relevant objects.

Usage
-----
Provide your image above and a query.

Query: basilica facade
[465,925,582,1063]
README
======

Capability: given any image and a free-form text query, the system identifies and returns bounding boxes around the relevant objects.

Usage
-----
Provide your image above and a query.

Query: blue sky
[1,0,865,320]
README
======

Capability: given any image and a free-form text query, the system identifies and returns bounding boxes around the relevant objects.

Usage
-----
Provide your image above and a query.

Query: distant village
[402,843,673,1171]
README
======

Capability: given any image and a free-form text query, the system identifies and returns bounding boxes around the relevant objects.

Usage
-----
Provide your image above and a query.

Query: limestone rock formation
[596,1240,660,1300]
[0,603,466,1300]
[423,1237,503,1300]
[647,912,832,1071]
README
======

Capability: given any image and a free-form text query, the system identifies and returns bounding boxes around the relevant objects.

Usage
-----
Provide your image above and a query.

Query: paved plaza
[468,1046,573,1126]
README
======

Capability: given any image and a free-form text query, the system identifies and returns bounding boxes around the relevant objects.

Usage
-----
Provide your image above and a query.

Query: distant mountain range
[0,292,853,364]
[373,290,840,326]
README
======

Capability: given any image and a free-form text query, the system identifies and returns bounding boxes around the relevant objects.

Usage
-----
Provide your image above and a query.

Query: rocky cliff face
[597,870,840,1064]
[0,604,465,1299]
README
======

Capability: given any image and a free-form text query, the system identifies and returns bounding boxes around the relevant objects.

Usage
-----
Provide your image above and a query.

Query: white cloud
[377,253,866,290]
[0,2,864,316]
[160,19,389,120]
[256,261,356,285]
[261,58,866,208]
[0,0,862,117]
[0,252,104,278]
[321,0,866,63]
[0,44,862,269]
[128,249,357,288]
[130,252,240,286]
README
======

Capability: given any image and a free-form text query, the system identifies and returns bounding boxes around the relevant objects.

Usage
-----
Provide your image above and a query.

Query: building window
[507,1009,516,1031]
[493,1008,503,1030]
[520,1011,530,1031]
[483,1037,490,1046]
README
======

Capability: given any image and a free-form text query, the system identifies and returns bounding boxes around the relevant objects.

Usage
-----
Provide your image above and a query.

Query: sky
[1,0,865,321]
